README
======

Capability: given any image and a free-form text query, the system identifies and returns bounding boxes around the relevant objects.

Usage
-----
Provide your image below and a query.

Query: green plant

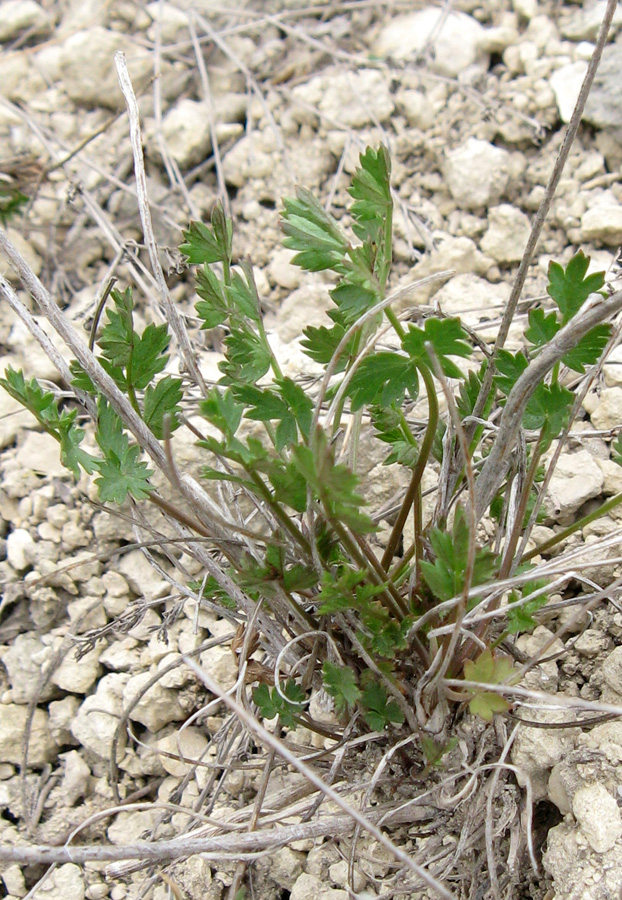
[3,145,622,738]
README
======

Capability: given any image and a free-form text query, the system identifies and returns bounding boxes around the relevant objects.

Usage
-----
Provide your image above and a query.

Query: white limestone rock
[561,0,622,41]
[0,0,52,42]
[123,671,186,731]
[433,273,510,330]
[290,873,348,900]
[70,673,130,759]
[545,449,604,519]
[573,783,622,852]
[58,28,152,109]
[0,704,56,766]
[550,61,588,124]
[443,138,512,210]
[0,389,33,450]
[198,644,239,690]
[268,248,302,291]
[117,548,169,601]
[0,633,55,704]
[480,204,531,265]
[6,528,36,571]
[107,809,162,845]
[588,387,622,430]
[582,202,622,246]
[601,645,622,696]
[290,69,394,128]
[573,628,610,659]
[33,864,85,900]
[59,750,91,806]
[51,644,103,694]
[16,431,66,478]
[511,708,580,799]
[156,726,210,777]
[373,8,488,78]
[603,344,622,387]
[48,696,81,746]
[159,98,244,169]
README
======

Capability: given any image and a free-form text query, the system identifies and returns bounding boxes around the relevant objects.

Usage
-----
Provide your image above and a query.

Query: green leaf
[200,387,244,439]
[0,367,60,432]
[347,352,418,411]
[456,361,488,419]
[252,681,306,730]
[180,205,232,265]
[322,661,361,714]
[370,405,418,467]
[143,376,183,440]
[525,308,560,349]
[421,735,458,768]
[506,566,549,634]
[420,506,498,605]
[523,381,573,437]
[225,261,261,323]
[69,360,96,393]
[0,368,99,479]
[233,384,289,422]
[301,322,352,369]
[188,575,237,611]
[0,187,28,226]
[281,187,348,273]
[59,421,99,478]
[278,378,313,441]
[329,281,379,325]
[463,650,515,722]
[231,378,312,451]
[361,681,404,730]
[402,317,471,378]
[547,250,605,323]
[494,349,529,397]
[562,323,611,374]
[219,325,271,384]
[292,432,376,534]
[267,458,308,513]
[97,288,171,391]
[316,569,385,615]
[612,433,622,467]
[348,145,392,228]
[94,399,154,503]
[195,265,228,328]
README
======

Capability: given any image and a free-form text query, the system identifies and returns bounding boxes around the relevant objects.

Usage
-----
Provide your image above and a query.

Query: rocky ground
[2,1,622,899]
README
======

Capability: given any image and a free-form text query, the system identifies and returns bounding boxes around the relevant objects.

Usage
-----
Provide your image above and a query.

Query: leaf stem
[381,363,438,570]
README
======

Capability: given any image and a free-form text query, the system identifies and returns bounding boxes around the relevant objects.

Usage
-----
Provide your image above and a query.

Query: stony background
[2,1,622,899]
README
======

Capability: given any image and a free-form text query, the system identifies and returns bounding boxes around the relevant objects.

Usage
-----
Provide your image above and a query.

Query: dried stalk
[114,52,207,395]
[0,803,434,868]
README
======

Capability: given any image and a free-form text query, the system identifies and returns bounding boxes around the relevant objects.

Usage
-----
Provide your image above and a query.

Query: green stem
[244,468,313,559]
[381,363,438,570]
[127,383,140,416]
[523,490,622,561]
[385,307,405,341]
[351,531,410,618]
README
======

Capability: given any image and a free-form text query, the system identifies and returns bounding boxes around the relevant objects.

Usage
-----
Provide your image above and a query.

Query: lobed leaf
[281,187,348,272]
[347,352,419,411]
[402,317,471,378]
[322,661,361,714]
[180,205,232,265]
[547,250,605,323]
